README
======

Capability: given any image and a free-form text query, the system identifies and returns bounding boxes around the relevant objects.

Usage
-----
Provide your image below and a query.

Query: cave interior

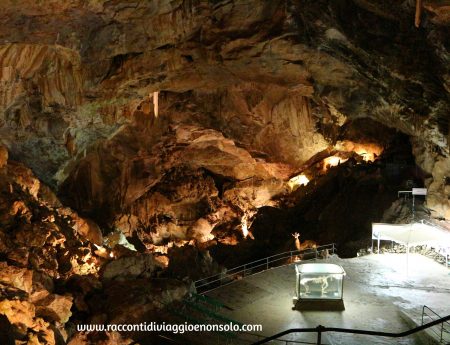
[0,0,449,344]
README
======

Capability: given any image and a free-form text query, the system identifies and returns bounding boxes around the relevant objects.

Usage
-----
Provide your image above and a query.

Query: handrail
[196,244,336,282]
[251,314,450,345]
[240,331,327,345]
[194,243,336,293]
[422,305,450,343]
[196,243,335,284]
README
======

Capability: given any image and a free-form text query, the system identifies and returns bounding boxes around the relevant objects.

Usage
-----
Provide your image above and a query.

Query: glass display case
[294,263,346,303]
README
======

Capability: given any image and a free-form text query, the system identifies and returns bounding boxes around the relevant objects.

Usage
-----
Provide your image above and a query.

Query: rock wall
[0,146,189,344]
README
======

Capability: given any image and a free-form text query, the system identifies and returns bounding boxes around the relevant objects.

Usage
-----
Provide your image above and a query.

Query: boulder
[101,254,159,281]
[0,262,33,293]
[35,294,73,324]
[0,299,35,334]
[72,216,103,245]
[14,223,52,248]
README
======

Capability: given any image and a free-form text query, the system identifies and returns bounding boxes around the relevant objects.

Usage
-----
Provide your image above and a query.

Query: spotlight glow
[288,174,310,191]
[335,141,383,162]
[241,218,249,238]
[323,156,347,171]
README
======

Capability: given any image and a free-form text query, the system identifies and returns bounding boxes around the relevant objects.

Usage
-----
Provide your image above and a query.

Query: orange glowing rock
[335,140,383,162]
[323,156,348,171]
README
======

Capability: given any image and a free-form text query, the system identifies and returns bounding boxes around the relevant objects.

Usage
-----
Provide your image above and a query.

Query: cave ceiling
[0,0,449,224]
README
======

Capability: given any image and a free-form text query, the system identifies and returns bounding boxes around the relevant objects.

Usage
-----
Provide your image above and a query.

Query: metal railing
[194,244,336,293]
[237,331,331,345]
[251,314,450,345]
[422,305,450,343]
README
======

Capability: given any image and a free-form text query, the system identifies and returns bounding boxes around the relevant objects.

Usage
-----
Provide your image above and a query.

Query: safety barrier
[251,314,450,345]
[194,243,336,293]
[422,305,450,344]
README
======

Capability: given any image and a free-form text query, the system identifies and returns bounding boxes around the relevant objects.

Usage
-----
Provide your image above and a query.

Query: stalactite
[153,91,159,117]
[415,0,422,28]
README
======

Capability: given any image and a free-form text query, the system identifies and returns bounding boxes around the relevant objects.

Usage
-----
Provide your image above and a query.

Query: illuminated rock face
[0,150,189,344]
[0,0,447,271]
[0,0,448,225]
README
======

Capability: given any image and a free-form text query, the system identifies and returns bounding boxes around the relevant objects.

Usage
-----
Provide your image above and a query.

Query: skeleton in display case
[294,263,346,303]
[299,275,330,294]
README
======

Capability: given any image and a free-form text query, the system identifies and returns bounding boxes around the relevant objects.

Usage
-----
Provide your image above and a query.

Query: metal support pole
[406,244,410,274]
[316,325,324,345]
[377,237,380,254]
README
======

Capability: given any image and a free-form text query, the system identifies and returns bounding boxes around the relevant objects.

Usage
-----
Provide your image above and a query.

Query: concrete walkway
[206,254,450,345]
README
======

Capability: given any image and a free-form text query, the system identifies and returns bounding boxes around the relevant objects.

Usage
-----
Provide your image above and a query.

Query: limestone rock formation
[0,1,449,343]
[101,254,159,281]
[0,144,7,168]
[0,148,195,344]
[35,293,73,324]
[0,0,447,221]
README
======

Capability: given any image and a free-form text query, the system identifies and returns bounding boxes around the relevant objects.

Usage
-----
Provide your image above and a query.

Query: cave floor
[205,253,450,345]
